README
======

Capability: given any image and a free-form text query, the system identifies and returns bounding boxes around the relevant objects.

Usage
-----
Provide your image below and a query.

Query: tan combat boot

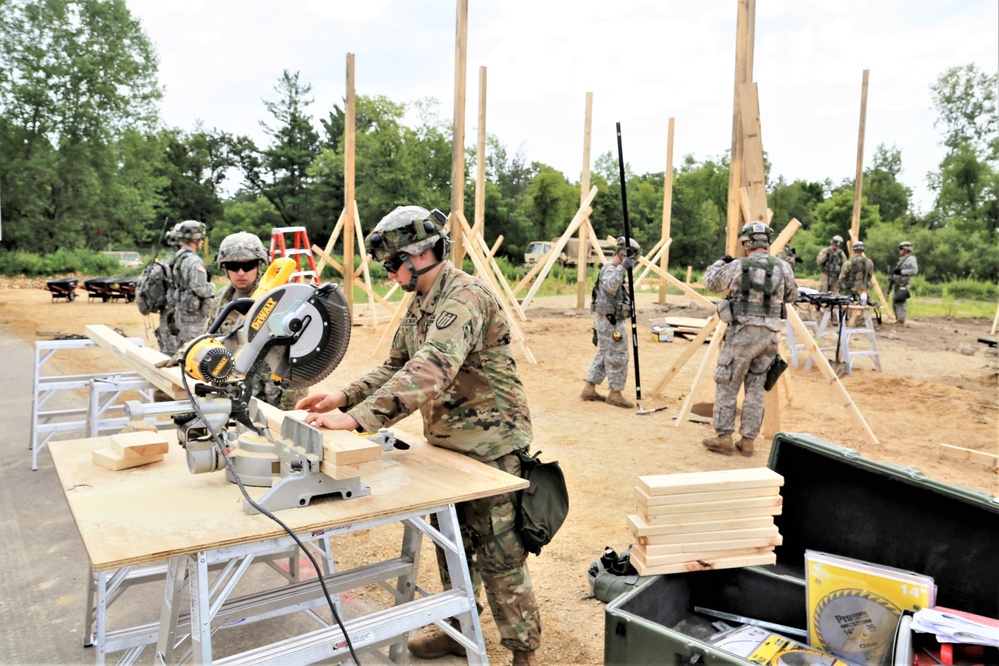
[606,390,634,408]
[736,437,755,457]
[511,650,539,666]
[580,381,606,402]
[702,433,735,455]
[407,621,466,659]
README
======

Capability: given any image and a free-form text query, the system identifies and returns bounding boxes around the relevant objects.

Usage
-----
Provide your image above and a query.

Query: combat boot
[407,620,466,659]
[606,390,634,408]
[511,650,539,666]
[736,437,755,457]
[580,381,606,402]
[702,433,734,455]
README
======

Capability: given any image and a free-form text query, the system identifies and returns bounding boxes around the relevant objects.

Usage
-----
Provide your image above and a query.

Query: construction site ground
[1,278,997,664]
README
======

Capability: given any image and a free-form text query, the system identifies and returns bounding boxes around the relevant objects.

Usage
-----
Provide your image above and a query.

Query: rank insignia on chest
[435,311,458,330]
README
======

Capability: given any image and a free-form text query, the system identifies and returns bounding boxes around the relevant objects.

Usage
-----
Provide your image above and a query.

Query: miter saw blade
[240,282,352,390]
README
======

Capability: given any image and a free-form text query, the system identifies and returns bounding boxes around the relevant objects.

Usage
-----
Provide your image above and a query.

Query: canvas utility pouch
[764,354,788,391]
[716,299,734,323]
[895,286,910,303]
[509,449,569,556]
[587,546,654,603]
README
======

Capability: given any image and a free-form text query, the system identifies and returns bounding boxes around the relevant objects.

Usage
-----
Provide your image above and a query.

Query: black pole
[615,122,642,404]
[151,217,170,261]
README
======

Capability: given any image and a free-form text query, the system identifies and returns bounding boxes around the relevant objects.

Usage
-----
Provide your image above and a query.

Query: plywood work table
[51,428,526,664]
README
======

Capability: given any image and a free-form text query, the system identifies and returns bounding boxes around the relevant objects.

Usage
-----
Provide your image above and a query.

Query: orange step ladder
[269,226,318,284]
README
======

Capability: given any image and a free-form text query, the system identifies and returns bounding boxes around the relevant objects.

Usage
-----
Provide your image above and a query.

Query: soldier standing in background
[816,235,847,293]
[701,223,798,457]
[838,241,874,303]
[891,241,918,325]
[155,226,182,355]
[169,220,216,348]
[581,236,641,409]
[207,232,305,409]
[296,205,542,666]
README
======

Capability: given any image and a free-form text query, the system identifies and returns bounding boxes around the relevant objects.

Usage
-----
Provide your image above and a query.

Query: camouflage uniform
[891,248,918,324]
[838,254,874,299]
[586,261,630,391]
[816,244,846,293]
[155,254,181,355]
[170,246,215,347]
[340,260,540,653]
[703,252,797,441]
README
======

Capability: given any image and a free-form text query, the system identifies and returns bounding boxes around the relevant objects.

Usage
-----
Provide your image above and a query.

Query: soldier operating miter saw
[127,259,398,515]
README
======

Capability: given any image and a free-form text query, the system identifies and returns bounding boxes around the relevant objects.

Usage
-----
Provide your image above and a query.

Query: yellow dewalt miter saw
[127,259,389,515]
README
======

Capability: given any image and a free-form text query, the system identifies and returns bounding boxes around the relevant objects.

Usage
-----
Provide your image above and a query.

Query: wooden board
[92,448,165,471]
[631,547,776,576]
[50,429,526,571]
[636,485,780,507]
[638,524,780,546]
[638,492,782,515]
[643,504,782,525]
[110,431,170,458]
[637,467,784,496]
[939,443,998,468]
[648,316,713,331]
[627,513,774,537]
[634,544,773,568]
[643,534,782,556]
[85,324,186,399]
[250,400,382,466]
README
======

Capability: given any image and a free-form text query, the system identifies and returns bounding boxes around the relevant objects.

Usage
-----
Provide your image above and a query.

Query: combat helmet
[738,222,773,250]
[853,241,866,252]
[216,232,269,268]
[615,236,642,258]
[175,220,207,243]
[898,241,913,251]
[832,235,844,245]
[366,206,448,262]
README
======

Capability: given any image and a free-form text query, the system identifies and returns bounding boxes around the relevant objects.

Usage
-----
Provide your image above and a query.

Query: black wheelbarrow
[43,277,80,302]
[83,277,119,302]
[107,277,138,303]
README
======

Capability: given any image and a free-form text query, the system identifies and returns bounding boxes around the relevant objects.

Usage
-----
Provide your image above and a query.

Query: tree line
[1,0,996,283]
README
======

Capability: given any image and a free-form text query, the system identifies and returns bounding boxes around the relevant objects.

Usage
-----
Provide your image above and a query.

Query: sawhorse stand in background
[788,304,881,375]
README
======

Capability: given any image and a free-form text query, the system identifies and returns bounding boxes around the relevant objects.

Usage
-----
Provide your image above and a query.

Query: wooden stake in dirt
[658,117,675,305]
[449,0,469,268]
[575,92,594,310]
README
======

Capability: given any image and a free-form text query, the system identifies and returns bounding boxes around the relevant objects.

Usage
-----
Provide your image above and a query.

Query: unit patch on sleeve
[435,311,458,330]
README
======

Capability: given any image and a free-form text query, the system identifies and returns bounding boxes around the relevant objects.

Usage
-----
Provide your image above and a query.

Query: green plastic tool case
[605,432,999,665]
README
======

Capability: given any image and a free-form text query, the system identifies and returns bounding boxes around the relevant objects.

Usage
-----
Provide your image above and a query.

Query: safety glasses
[382,254,406,273]
[223,260,259,273]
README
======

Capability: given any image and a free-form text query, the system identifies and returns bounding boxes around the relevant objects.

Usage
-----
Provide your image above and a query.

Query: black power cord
[179,333,361,665]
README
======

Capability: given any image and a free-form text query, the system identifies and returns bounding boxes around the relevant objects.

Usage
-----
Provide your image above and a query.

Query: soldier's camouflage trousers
[430,451,541,652]
[712,323,778,441]
[818,272,840,294]
[586,314,630,391]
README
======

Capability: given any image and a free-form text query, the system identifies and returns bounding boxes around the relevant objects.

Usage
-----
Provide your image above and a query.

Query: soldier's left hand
[304,411,359,431]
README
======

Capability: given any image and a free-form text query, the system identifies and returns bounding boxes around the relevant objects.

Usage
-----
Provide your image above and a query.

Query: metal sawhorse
[794,305,882,374]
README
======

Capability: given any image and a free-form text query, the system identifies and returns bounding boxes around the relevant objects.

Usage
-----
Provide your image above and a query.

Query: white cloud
[128,0,998,214]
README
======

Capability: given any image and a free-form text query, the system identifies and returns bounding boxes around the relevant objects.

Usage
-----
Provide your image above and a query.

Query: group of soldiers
[816,235,919,324]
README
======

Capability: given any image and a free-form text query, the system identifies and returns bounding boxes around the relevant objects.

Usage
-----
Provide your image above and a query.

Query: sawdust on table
[3,281,997,665]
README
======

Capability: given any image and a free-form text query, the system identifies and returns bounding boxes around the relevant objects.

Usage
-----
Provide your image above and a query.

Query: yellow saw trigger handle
[252,257,297,299]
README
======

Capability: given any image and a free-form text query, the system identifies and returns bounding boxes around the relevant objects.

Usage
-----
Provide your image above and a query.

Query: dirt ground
[4,277,997,664]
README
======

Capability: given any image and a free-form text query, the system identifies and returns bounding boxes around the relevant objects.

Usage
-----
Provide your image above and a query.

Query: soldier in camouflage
[296,206,541,666]
[582,236,640,408]
[838,241,874,302]
[207,232,306,410]
[169,220,216,347]
[816,235,847,293]
[155,227,182,355]
[702,223,798,457]
[890,241,918,325]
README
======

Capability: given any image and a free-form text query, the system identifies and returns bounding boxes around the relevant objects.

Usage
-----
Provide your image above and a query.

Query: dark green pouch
[592,327,598,346]
[764,354,788,391]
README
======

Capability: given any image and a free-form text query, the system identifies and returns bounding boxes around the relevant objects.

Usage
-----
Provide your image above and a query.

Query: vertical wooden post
[343,53,356,315]
[725,0,752,256]
[449,0,468,268]
[575,92,594,309]
[473,66,487,237]
[658,117,675,305]
[850,69,870,251]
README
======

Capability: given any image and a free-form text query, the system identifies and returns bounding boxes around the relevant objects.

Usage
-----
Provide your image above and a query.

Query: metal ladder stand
[270,227,319,283]
[802,305,882,374]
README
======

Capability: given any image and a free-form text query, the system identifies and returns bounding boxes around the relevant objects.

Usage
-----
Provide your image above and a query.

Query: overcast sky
[126,0,998,214]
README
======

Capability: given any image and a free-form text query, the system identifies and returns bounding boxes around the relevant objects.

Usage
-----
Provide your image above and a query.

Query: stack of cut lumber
[93,430,169,470]
[627,467,784,575]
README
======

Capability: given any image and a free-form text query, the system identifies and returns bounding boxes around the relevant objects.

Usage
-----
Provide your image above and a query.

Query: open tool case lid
[768,433,999,618]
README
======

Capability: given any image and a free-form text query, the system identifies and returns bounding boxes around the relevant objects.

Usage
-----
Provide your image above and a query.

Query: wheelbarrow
[106,277,138,303]
[83,277,118,302]
[43,277,80,302]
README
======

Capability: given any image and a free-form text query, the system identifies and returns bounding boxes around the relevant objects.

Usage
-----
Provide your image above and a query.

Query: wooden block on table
[643,503,782,525]
[322,430,382,465]
[637,467,783,497]
[627,513,775,537]
[633,544,774,568]
[110,430,170,458]
[630,547,776,576]
[92,447,164,471]
[320,458,383,480]
[638,524,780,546]
[636,484,780,508]
[643,533,783,556]
[638,491,783,515]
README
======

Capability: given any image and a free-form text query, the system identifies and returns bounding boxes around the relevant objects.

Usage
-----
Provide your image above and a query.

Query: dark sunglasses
[382,254,406,273]
[223,260,259,273]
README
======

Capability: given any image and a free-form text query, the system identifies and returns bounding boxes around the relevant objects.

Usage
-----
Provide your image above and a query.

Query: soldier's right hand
[154,355,181,368]
[295,390,347,413]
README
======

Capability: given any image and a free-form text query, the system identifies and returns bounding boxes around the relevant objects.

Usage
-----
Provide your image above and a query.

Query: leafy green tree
[152,128,228,242]
[523,165,577,241]
[667,154,729,269]
[812,188,881,244]
[769,176,825,233]
[863,144,912,224]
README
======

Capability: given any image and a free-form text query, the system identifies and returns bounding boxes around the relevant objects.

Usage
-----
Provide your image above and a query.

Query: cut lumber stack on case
[92,430,170,470]
[627,467,784,575]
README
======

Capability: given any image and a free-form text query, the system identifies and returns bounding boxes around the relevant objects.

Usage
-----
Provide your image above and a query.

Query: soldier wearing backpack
[169,220,216,348]
[135,227,181,354]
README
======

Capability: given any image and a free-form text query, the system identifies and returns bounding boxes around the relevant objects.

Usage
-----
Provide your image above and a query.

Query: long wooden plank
[640,494,783,516]
[631,547,776,576]
[644,534,782,556]
[639,524,779,546]
[627,513,774,537]
[644,504,781,526]
[636,485,779,507]
[635,545,773,568]
[637,467,783,496]
[939,443,998,468]
[251,400,382,466]
[85,324,186,398]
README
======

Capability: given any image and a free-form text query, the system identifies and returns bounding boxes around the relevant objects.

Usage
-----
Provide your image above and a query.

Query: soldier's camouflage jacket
[342,261,532,462]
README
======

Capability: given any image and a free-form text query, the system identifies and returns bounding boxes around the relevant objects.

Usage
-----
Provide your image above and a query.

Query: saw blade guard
[235,282,352,390]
